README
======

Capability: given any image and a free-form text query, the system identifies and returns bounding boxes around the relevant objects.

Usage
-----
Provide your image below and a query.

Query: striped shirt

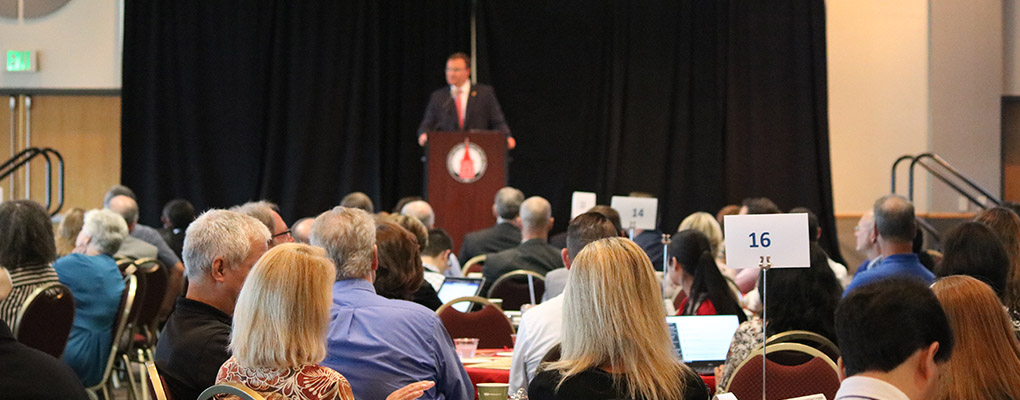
[0,265,60,328]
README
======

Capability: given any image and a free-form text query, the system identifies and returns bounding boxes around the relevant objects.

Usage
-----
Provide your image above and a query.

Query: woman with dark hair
[715,243,842,392]
[667,230,745,321]
[0,200,60,326]
[974,208,1020,331]
[935,222,1010,300]
[375,222,442,309]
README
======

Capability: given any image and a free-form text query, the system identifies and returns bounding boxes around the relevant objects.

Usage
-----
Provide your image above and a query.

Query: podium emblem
[446,138,488,183]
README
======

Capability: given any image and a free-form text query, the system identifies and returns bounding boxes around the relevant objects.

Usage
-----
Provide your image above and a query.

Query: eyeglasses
[445,67,467,72]
[272,229,292,239]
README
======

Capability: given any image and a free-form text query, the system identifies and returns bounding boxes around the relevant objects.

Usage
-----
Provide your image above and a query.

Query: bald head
[292,218,314,244]
[520,196,553,239]
[401,200,435,228]
[493,187,525,221]
[107,195,139,230]
[874,194,916,243]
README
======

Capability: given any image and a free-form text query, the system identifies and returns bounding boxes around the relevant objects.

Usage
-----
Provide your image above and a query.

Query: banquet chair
[766,330,840,363]
[487,269,545,311]
[145,361,174,400]
[121,259,170,399]
[11,282,75,358]
[724,342,840,400]
[437,296,515,348]
[463,255,486,275]
[86,274,138,400]
[197,382,266,400]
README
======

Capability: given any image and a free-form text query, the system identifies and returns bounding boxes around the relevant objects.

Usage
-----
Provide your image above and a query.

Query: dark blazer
[459,222,522,265]
[481,238,562,296]
[417,83,511,136]
[0,321,89,399]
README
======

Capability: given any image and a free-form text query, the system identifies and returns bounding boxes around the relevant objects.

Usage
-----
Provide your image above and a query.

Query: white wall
[827,0,931,213]
[1006,0,1019,95]
[0,0,121,89]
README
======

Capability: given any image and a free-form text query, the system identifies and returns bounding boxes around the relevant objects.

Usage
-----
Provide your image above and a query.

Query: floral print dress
[216,357,355,400]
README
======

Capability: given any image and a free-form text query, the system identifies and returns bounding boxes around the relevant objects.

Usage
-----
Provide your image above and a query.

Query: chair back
[766,330,840,363]
[197,382,267,400]
[131,258,169,334]
[487,269,545,310]
[86,274,138,392]
[463,255,486,275]
[146,361,174,400]
[724,342,840,400]
[437,296,515,348]
[11,282,75,358]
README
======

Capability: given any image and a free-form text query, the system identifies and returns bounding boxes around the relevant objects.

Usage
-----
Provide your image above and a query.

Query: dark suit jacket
[459,222,522,265]
[480,238,562,296]
[417,83,511,136]
[0,321,89,399]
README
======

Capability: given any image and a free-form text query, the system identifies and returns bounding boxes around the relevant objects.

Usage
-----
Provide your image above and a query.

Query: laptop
[437,277,485,312]
[665,315,741,375]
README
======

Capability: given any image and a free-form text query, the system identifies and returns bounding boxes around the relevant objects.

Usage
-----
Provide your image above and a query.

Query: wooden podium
[425,131,508,250]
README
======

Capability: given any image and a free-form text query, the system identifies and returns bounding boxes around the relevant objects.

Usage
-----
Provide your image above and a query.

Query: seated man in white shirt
[508,212,619,393]
[834,277,954,400]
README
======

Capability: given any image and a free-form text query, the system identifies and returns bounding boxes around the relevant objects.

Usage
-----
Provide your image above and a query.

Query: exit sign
[7,50,37,72]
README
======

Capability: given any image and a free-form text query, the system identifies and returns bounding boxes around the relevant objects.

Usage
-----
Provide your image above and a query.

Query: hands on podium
[418,133,516,149]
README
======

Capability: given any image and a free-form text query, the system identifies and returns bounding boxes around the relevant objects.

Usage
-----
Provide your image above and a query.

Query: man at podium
[417,52,515,149]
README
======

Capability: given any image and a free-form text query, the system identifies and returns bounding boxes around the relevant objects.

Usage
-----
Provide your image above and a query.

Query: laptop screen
[437,277,484,312]
[665,315,741,362]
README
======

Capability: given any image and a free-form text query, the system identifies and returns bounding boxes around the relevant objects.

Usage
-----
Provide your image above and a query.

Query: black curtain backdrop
[122,0,842,263]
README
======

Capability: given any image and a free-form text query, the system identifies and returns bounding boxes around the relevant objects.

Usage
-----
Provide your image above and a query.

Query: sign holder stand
[759,255,772,400]
[661,233,671,299]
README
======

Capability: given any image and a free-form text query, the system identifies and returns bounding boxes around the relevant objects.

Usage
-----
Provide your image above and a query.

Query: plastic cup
[477,383,509,399]
[454,338,480,359]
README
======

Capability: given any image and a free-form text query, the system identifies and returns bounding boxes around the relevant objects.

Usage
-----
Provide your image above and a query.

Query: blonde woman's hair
[931,275,1020,400]
[548,237,693,400]
[678,212,723,258]
[230,243,335,368]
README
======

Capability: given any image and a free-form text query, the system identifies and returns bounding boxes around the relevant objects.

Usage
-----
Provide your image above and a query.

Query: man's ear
[492,204,498,218]
[837,357,846,381]
[561,248,570,270]
[210,257,227,283]
[546,217,555,233]
[371,244,379,271]
[918,342,941,384]
[441,249,452,261]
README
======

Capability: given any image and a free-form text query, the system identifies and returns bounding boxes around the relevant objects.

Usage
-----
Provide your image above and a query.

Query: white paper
[570,191,597,220]
[723,213,810,269]
[611,196,658,230]
[713,393,739,400]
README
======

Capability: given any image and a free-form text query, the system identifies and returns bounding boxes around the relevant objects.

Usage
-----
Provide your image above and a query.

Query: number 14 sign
[723,213,810,269]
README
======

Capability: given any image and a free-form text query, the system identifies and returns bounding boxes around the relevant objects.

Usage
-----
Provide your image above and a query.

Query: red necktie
[454,88,464,129]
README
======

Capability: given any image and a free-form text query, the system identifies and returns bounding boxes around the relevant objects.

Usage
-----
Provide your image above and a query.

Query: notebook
[437,277,485,312]
[666,315,741,374]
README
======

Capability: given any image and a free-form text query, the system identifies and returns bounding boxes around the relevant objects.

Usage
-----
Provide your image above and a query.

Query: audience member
[675,212,727,304]
[392,196,422,215]
[55,208,85,257]
[400,200,435,228]
[481,196,560,296]
[730,197,781,292]
[543,205,623,300]
[341,191,375,213]
[791,207,850,287]
[715,243,841,391]
[421,229,454,290]
[0,200,61,326]
[216,243,434,400]
[231,200,294,247]
[375,222,441,310]
[934,221,1010,299]
[974,206,1020,330]
[852,210,881,275]
[834,277,953,400]
[668,229,745,321]
[292,217,314,244]
[459,186,524,264]
[108,195,159,260]
[930,275,1020,400]
[715,204,740,231]
[528,238,709,400]
[509,212,618,394]
[155,210,270,400]
[0,266,89,399]
[845,195,933,294]
[312,207,472,400]
[385,214,429,251]
[159,198,196,260]
[53,209,127,386]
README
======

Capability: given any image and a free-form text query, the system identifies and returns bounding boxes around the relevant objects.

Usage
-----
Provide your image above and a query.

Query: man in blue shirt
[845,195,934,295]
[312,207,472,400]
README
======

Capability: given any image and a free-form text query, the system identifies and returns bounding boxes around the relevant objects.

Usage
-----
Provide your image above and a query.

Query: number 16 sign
[723,213,810,269]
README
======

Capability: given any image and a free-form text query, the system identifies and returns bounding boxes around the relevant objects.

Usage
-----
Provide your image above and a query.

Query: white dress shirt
[834,376,910,400]
[508,294,563,393]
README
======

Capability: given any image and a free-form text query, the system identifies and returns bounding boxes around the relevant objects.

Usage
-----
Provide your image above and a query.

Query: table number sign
[570,191,597,220]
[723,213,810,269]
[610,196,658,231]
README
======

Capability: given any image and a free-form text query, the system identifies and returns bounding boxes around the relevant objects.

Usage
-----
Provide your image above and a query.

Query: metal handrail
[890,155,914,194]
[907,153,1000,209]
[0,147,65,215]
